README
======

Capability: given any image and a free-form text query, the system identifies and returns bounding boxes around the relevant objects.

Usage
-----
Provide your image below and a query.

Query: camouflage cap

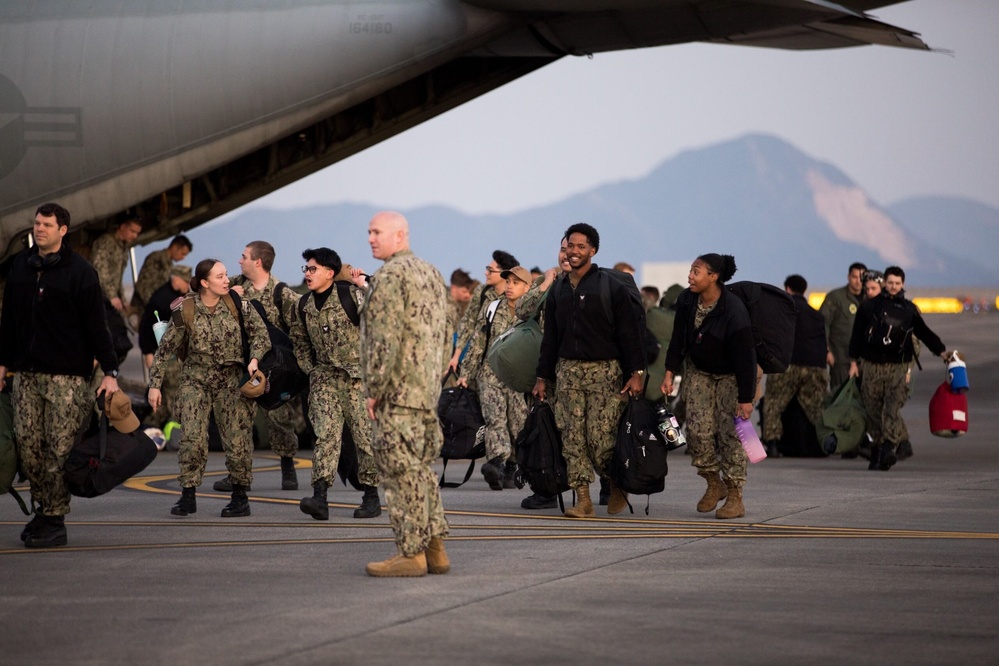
[170,264,193,281]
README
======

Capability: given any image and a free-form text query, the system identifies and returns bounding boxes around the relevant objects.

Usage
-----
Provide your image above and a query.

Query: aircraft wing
[0,1,928,260]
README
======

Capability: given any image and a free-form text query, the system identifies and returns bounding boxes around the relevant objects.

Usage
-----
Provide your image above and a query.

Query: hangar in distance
[0,1,929,260]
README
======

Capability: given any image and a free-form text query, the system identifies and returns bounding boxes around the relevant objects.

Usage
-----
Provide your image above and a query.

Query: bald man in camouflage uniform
[292,247,380,521]
[362,211,450,577]
[149,262,271,518]
[217,240,303,492]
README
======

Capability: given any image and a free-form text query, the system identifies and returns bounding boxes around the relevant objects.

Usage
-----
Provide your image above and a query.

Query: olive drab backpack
[171,291,248,363]
[487,288,549,394]
[1,389,31,515]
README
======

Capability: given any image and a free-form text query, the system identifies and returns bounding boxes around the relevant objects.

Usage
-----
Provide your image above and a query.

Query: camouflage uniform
[291,283,377,487]
[89,231,130,304]
[13,373,92,515]
[553,359,624,486]
[820,286,863,393]
[761,365,828,441]
[859,361,909,447]
[361,249,449,557]
[454,284,500,367]
[460,297,528,463]
[235,275,302,458]
[443,294,467,375]
[132,248,173,310]
[150,294,270,488]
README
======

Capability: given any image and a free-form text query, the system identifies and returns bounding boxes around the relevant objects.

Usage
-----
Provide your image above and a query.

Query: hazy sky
[237,1,998,218]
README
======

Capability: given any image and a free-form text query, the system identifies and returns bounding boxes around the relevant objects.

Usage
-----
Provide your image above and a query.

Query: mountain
[135,134,999,288]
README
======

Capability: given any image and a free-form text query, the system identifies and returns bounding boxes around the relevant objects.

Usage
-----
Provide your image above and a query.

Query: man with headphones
[0,203,121,549]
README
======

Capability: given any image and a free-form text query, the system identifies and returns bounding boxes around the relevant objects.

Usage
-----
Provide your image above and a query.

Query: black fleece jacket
[663,288,757,403]
[0,243,118,378]
[536,264,645,381]
[848,290,945,364]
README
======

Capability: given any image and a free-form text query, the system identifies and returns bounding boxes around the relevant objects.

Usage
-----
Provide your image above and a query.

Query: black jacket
[790,293,827,368]
[849,290,945,364]
[0,243,118,378]
[664,288,757,403]
[536,265,645,381]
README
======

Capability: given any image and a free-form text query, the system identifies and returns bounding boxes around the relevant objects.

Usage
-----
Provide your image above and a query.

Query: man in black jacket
[848,266,947,471]
[761,275,828,457]
[532,223,645,518]
[0,203,121,548]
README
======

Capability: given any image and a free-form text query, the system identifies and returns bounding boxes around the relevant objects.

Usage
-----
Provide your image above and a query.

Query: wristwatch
[633,369,645,377]
[109,369,119,378]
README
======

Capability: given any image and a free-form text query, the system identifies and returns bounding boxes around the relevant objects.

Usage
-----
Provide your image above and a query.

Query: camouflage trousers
[860,361,909,447]
[13,372,92,516]
[762,365,828,441]
[309,366,377,487]
[479,371,528,463]
[683,367,747,488]
[263,397,299,458]
[176,364,255,488]
[554,359,625,488]
[372,404,449,557]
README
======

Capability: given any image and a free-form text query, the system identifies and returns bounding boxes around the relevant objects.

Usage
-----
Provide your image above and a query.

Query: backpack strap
[273,281,290,332]
[479,298,502,364]
[438,458,476,489]
[335,281,360,327]
[223,292,250,364]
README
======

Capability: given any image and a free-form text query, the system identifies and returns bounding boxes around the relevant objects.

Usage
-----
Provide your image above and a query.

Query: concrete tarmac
[2,314,996,665]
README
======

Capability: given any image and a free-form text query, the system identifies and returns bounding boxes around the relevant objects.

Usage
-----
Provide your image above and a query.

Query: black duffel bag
[64,395,157,498]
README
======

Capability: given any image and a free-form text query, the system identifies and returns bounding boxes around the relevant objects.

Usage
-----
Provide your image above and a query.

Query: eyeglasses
[301,265,325,274]
[485,266,503,274]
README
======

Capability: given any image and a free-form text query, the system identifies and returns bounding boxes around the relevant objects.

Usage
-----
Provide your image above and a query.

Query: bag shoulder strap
[273,281,290,331]
[224,292,250,364]
[335,281,361,327]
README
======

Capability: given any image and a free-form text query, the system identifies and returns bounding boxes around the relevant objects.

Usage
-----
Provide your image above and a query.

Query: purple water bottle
[733,416,767,463]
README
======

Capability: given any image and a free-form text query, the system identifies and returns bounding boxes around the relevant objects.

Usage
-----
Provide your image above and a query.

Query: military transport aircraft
[0,1,928,261]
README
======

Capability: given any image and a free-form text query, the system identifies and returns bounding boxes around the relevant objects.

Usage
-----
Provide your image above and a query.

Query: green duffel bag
[488,288,549,394]
[816,377,867,455]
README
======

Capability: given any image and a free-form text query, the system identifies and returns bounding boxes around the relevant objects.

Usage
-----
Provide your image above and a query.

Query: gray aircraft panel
[0,1,928,258]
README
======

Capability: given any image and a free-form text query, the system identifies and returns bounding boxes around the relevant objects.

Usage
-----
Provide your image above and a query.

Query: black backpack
[611,395,669,514]
[867,298,914,360]
[436,372,486,488]
[246,299,309,410]
[726,281,797,374]
[597,268,661,366]
[514,401,569,509]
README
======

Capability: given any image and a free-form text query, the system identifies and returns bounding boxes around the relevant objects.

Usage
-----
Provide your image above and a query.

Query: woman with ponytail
[661,254,757,519]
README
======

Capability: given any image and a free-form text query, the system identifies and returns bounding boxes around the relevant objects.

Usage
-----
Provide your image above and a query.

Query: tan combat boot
[696,471,728,513]
[607,480,629,515]
[715,483,745,519]
[426,537,450,575]
[366,551,428,577]
[564,484,595,518]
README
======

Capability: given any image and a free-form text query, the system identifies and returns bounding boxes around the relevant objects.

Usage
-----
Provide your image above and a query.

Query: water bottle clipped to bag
[654,401,686,451]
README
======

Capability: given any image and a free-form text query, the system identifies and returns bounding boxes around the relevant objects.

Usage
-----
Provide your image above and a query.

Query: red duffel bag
[929,381,969,438]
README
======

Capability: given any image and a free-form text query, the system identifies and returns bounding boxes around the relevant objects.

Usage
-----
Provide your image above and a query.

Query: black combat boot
[171,486,197,516]
[598,476,610,506]
[353,485,382,519]
[221,485,251,517]
[868,445,882,471]
[502,461,518,489]
[280,456,299,491]
[481,456,505,491]
[24,515,67,549]
[20,511,45,543]
[896,439,914,461]
[763,440,781,458]
[521,493,558,510]
[300,480,329,520]
[878,441,898,471]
